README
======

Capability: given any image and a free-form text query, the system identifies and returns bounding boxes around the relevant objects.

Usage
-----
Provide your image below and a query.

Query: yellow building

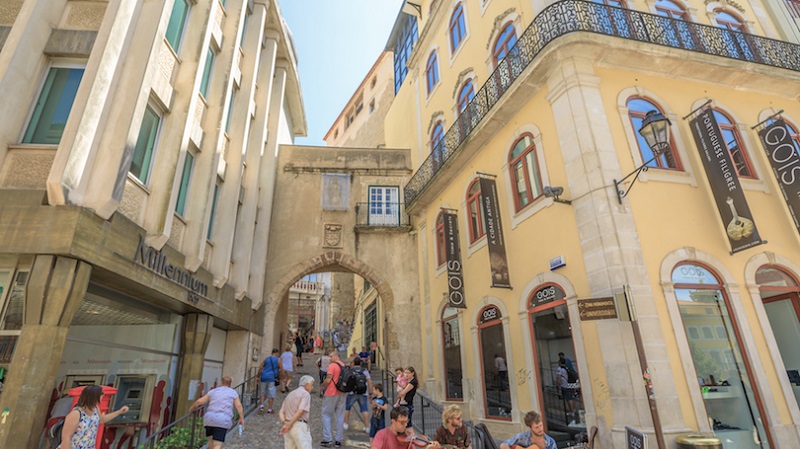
[384,0,800,448]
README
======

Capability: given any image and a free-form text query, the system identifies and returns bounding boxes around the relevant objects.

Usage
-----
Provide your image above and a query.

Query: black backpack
[567,366,579,383]
[335,363,368,394]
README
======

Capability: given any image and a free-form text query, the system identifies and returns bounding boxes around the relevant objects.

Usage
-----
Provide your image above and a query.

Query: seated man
[499,411,556,449]
[372,406,439,449]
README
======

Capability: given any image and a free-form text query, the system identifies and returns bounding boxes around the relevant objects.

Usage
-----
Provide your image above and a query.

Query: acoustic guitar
[725,197,754,241]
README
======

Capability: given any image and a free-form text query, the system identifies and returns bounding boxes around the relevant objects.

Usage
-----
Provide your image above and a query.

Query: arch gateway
[259,144,422,369]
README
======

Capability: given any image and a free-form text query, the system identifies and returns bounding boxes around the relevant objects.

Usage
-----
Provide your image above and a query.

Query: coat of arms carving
[323,223,343,248]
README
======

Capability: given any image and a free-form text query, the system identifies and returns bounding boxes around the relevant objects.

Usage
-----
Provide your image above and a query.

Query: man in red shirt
[371,407,440,449]
[320,351,347,447]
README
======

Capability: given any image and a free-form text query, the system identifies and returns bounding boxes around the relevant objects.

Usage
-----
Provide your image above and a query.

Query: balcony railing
[403,0,800,207]
[787,0,800,19]
[355,202,410,227]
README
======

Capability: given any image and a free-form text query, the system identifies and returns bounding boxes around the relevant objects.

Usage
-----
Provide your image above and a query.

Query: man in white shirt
[280,375,316,449]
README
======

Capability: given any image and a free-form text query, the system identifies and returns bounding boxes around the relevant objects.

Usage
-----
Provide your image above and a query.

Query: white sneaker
[364,426,370,434]
[343,423,349,430]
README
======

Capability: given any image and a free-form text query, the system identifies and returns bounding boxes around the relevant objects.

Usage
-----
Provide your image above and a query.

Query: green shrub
[152,417,208,449]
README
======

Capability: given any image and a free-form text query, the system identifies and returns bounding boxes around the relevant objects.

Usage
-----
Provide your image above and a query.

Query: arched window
[426,52,439,94]
[466,179,484,243]
[431,121,445,168]
[457,80,474,116]
[450,4,467,52]
[715,9,746,31]
[492,23,518,64]
[436,211,447,266]
[714,108,755,178]
[672,262,772,447]
[593,0,626,5]
[528,284,584,439]
[477,306,511,419]
[654,0,688,19]
[508,134,543,211]
[442,307,464,400]
[755,265,800,410]
[627,97,682,170]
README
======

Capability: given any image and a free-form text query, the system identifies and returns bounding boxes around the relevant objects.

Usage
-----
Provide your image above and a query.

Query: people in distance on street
[558,352,575,372]
[358,346,371,370]
[317,352,332,385]
[495,354,508,390]
[556,359,576,425]
[397,367,419,429]
[371,406,440,449]
[320,351,347,447]
[259,348,281,414]
[189,376,244,449]
[343,357,372,433]
[60,385,129,449]
[280,344,296,393]
[295,332,305,367]
[393,367,408,407]
[279,375,316,449]
[369,383,388,444]
[434,404,471,449]
[315,334,324,355]
[349,347,359,362]
[499,411,556,449]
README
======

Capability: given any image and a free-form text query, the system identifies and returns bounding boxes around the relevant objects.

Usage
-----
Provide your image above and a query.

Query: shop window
[175,151,195,216]
[627,97,682,170]
[435,211,446,267]
[466,179,485,243]
[449,4,467,53]
[508,134,543,211]
[165,0,191,52]
[492,23,518,64]
[673,262,771,449]
[528,284,585,443]
[713,108,755,178]
[23,66,85,145]
[755,265,800,411]
[130,105,161,185]
[478,306,511,418]
[426,52,439,94]
[200,47,215,98]
[442,307,463,400]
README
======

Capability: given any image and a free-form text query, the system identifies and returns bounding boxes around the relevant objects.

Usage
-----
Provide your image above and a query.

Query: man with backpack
[259,348,281,414]
[320,351,347,447]
[343,357,372,433]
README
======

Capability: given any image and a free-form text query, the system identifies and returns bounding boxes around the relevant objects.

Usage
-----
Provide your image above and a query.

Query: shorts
[259,381,276,398]
[369,417,385,437]
[205,426,228,442]
[345,393,369,413]
[562,387,574,401]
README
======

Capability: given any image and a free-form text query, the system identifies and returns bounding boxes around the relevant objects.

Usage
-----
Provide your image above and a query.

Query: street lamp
[614,110,672,204]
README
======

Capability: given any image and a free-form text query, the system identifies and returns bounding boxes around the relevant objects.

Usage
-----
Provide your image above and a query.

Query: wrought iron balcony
[355,202,410,228]
[403,0,800,208]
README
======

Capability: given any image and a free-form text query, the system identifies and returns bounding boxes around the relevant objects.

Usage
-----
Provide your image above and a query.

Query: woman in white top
[280,344,296,393]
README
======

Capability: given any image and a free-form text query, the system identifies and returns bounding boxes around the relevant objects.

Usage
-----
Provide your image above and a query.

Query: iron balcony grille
[403,0,800,207]
[355,202,410,227]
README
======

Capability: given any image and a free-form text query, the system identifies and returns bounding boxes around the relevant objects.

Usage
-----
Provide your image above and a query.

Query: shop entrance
[528,283,585,446]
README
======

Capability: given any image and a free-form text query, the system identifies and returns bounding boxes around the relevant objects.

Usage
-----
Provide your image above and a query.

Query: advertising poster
[479,177,511,288]
[443,211,466,308]
[758,119,800,237]
[690,108,763,253]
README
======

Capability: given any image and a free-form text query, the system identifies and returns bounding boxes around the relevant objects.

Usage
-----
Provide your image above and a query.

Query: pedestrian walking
[259,348,281,414]
[60,385,128,449]
[343,357,371,432]
[281,344,296,392]
[279,375,316,449]
[317,352,331,384]
[433,405,471,449]
[295,332,305,367]
[320,351,347,447]
[189,376,244,449]
[499,411,556,449]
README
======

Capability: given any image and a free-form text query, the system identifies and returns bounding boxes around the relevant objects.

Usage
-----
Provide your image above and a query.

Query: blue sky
[280,1,404,146]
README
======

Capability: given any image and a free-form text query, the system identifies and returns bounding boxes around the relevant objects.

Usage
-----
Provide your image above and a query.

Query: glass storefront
[442,306,463,400]
[529,284,585,446]
[478,306,511,418]
[673,263,770,449]
[755,265,800,411]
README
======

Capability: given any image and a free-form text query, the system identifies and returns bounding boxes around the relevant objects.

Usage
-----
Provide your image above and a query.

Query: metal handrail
[137,373,260,449]
[403,0,800,207]
[355,202,410,227]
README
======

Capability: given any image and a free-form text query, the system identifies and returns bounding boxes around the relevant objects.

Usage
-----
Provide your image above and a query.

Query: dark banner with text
[759,119,800,237]
[690,108,763,253]
[443,212,466,308]
[479,177,511,288]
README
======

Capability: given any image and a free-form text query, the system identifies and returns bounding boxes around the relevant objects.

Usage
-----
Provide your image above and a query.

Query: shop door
[368,186,400,225]
[478,306,511,419]
[529,284,585,446]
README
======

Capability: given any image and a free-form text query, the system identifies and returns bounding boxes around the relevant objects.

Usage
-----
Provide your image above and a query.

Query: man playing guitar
[499,411,557,449]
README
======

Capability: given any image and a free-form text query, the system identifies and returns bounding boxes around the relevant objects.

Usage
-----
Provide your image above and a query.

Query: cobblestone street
[225,363,371,449]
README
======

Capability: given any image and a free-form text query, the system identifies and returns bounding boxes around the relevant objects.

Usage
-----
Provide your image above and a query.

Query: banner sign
[530,285,566,309]
[479,306,501,324]
[690,108,764,253]
[578,297,618,321]
[443,212,466,308]
[479,177,511,288]
[759,119,800,237]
